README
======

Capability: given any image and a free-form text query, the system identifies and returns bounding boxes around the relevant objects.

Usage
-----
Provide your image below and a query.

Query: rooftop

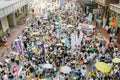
[0,0,21,10]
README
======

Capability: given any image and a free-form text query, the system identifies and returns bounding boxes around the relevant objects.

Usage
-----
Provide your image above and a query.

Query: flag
[65,35,69,48]
[60,0,65,7]
[38,44,43,49]
[38,43,45,55]
[56,27,61,40]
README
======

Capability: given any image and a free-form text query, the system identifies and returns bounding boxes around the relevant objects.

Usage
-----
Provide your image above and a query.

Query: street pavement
[0,18,28,58]
[98,26,120,51]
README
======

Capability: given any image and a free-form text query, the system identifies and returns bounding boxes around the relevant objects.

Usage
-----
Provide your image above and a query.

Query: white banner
[78,23,95,30]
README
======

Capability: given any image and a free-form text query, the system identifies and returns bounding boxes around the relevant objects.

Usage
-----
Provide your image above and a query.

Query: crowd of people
[0,1,120,80]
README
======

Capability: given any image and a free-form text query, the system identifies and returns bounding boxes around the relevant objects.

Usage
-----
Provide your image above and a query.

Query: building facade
[0,0,32,35]
[95,0,120,45]
[109,4,120,45]
[95,0,119,26]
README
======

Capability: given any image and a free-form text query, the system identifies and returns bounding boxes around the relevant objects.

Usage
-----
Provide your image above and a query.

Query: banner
[78,23,95,30]
[65,35,69,48]
[88,13,93,22]
[56,27,61,39]
[15,39,23,55]
[60,0,65,7]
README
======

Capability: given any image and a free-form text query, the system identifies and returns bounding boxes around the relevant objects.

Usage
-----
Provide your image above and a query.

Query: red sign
[93,9,103,14]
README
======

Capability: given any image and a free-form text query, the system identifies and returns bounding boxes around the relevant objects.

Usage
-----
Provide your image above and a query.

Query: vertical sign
[15,39,23,55]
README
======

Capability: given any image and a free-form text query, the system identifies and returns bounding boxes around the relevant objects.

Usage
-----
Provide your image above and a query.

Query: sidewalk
[97,26,120,51]
[0,21,26,57]
[97,26,110,40]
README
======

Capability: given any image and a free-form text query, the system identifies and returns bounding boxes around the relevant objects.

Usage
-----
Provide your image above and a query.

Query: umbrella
[10,51,19,55]
[69,16,73,18]
[43,64,53,69]
[112,58,120,63]
[95,62,111,73]
[32,46,38,53]
[60,66,71,74]
[55,22,59,25]
[62,23,66,26]
[85,37,91,41]
[67,25,74,28]
[0,62,3,65]
[32,32,39,35]
[61,39,65,43]
[56,43,62,46]
[71,60,78,64]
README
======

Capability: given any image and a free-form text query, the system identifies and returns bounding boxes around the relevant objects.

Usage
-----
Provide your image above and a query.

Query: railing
[0,0,32,18]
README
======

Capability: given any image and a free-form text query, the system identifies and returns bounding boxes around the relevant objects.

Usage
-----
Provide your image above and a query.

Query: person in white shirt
[51,74,59,80]
[3,73,8,80]
[59,73,65,80]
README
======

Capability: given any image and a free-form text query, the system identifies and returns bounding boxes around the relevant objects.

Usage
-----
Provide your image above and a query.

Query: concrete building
[0,0,32,35]
[94,0,119,25]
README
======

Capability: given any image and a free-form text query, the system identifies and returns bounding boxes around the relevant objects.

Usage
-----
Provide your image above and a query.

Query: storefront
[79,0,97,14]
[109,4,120,45]
[95,0,119,27]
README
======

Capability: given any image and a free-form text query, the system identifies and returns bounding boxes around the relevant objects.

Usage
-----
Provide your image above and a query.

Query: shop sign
[93,9,103,14]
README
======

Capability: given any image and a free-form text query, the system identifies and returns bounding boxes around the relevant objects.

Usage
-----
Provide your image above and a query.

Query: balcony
[109,4,120,14]
[0,0,32,18]
[95,0,119,6]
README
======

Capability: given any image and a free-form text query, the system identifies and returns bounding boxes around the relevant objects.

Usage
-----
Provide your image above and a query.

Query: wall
[0,17,9,32]
[106,0,119,5]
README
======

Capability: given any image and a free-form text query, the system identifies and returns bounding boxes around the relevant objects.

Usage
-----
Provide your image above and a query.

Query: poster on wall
[109,17,116,27]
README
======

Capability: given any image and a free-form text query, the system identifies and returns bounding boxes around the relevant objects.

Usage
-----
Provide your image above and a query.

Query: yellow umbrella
[112,58,120,63]
[32,32,39,35]
[32,46,38,53]
[29,32,33,37]
[61,39,65,43]
[95,62,111,73]
[88,70,94,77]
